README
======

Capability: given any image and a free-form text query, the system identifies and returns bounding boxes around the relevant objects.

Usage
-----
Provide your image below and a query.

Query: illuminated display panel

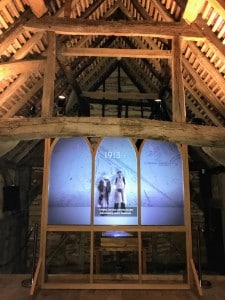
[94,137,138,225]
[47,137,184,226]
[140,140,184,225]
[48,137,92,225]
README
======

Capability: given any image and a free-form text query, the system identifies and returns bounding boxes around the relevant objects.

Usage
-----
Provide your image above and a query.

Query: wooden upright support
[41,32,56,118]
[172,35,195,292]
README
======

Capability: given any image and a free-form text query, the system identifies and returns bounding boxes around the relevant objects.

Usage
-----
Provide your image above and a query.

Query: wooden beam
[117,1,134,19]
[131,0,154,20]
[80,58,117,91]
[13,32,45,60]
[195,17,225,61]
[184,79,224,127]
[172,37,186,123]
[208,0,225,20]
[0,117,224,147]
[151,0,225,121]
[0,59,45,79]
[0,73,31,106]
[182,0,206,24]
[4,79,43,118]
[80,0,105,19]
[182,56,225,117]
[184,42,225,114]
[151,0,175,21]
[56,40,82,97]
[41,32,56,118]
[61,47,172,58]
[64,0,72,18]
[81,91,158,100]
[24,0,48,18]
[0,10,33,57]
[24,17,205,41]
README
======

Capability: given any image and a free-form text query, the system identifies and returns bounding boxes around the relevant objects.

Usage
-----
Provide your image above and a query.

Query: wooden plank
[131,0,154,20]
[208,0,225,20]
[40,139,51,287]
[3,274,225,299]
[64,0,72,17]
[180,144,192,286]
[183,79,224,127]
[24,0,48,18]
[0,10,32,55]
[81,91,158,100]
[0,59,45,79]
[195,18,225,62]
[182,57,225,117]
[0,116,224,147]
[30,258,42,296]
[172,36,186,123]
[182,0,205,24]
[0,73,31,106]
[46,225,186,232]
[42,282,190,290]
[3,79,43,118]
[41,32,56,118]
[61,47,172,58]
[100,237,138,249]
[56,42,82,95]
[80,0,105,19]
[24,17,205,40]
[182,42,225,117]
[118,1,134,19]
[150,0,225,123]
[190,258,203,296]
[13,32,45,60]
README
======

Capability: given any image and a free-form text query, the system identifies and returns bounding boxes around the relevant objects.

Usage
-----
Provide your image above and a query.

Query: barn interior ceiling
[0,0,224,169]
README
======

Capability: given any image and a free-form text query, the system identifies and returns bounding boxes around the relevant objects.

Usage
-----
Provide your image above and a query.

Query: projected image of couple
[97,170,126,210]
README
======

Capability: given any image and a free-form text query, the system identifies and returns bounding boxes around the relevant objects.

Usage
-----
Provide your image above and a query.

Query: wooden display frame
[29,35,202,296]
[30,137,200,294]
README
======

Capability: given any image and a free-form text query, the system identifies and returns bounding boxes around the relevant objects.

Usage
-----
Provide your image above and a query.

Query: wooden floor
[0,274,225,300]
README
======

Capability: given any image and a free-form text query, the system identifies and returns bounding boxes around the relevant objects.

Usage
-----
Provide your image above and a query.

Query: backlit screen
[48,137,92,225]
[94,137,138,225]
[140,140,184,225]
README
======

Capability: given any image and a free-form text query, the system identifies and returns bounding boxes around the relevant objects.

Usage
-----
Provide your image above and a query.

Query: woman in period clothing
[97,174,111,208]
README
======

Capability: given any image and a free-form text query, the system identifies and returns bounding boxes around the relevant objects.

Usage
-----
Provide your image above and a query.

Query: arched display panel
[48,137,92,225]
[140,140,184,225]
[94,137,138,225]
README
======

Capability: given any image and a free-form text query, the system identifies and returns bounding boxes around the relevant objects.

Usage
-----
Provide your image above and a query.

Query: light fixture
[58,95,66,100]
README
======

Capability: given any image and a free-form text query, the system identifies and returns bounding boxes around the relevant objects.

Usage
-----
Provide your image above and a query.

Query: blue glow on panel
[48,137,92,225]
[140,140,184,225]
[94,137,138,225]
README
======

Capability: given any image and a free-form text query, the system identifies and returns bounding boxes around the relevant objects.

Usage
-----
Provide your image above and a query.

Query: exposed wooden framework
[0,0,224,296]
[0,59,45,79]
[41,32,56,118]
[24,0,47,18]
[24,18,205,40]
[0,117,224,147]
[182,0,206,24]
[61,48,172,59]
[81,91,158,100]
[183,0,225,24]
